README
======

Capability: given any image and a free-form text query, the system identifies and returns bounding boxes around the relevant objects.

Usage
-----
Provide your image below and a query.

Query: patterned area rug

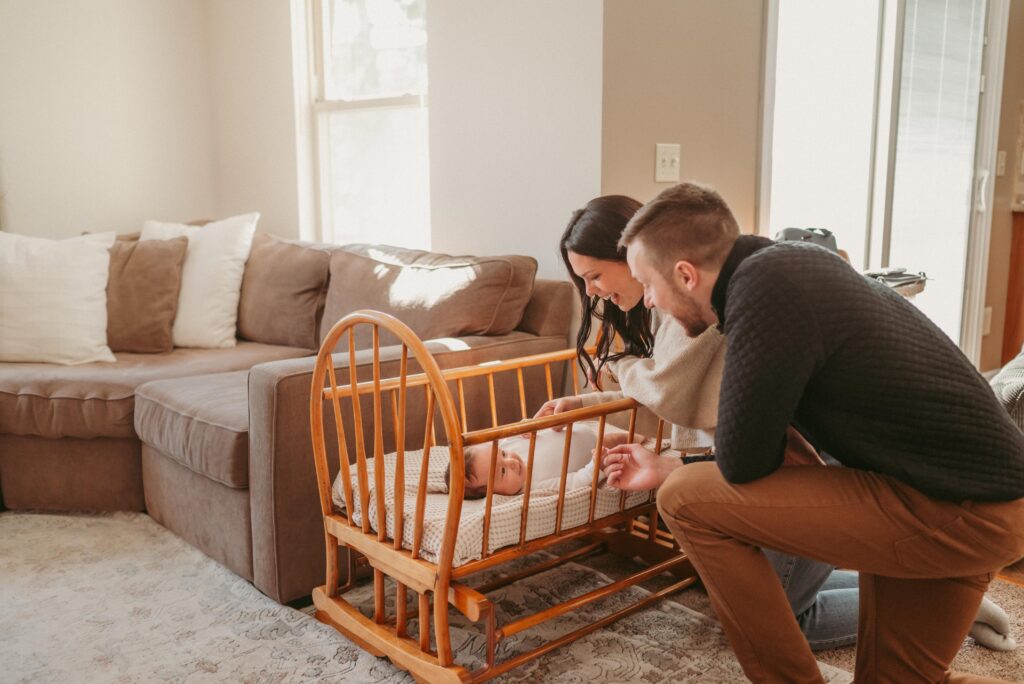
[0,511,851,683]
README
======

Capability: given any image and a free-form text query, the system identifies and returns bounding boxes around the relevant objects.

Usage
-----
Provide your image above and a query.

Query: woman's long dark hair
[560,195,654,387]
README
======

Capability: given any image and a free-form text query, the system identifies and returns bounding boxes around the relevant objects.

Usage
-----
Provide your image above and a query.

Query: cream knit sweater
[577,312,725,450]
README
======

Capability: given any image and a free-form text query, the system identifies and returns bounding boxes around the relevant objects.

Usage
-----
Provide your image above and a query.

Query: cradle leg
[605,528,695,581]
[314,586,471,683]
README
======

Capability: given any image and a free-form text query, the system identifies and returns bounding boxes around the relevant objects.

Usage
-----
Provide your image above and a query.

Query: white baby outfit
[498,422,602,492]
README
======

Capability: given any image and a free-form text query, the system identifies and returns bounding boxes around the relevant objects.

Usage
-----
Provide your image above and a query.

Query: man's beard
[668,279,709,337]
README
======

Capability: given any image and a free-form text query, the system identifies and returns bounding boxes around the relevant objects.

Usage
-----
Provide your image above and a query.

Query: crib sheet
[330,446,652,567]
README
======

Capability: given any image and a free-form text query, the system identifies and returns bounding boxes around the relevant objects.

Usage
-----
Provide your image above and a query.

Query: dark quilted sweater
[712,235,1024,502]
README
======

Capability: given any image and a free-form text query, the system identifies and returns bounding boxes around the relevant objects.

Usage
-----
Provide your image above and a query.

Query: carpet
[0,511,853,683]
[582,550,1024,683]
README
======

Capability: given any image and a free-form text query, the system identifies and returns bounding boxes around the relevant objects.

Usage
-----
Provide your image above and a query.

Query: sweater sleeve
[607,315,724,430]
[715,269,822,483]
[578,389,625,407]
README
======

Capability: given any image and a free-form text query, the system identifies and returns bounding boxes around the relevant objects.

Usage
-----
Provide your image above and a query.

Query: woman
[537,195,1014,652]
[551,195,721,454]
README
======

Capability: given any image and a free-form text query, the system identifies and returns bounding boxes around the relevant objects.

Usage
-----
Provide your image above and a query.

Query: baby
[444,422,643,499]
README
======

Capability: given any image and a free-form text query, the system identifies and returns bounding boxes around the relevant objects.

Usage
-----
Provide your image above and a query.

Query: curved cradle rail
[309,310,696,682]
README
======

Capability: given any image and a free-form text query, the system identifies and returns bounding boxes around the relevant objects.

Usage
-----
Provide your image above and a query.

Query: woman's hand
[601,444,681,491]
[533,396,584,430]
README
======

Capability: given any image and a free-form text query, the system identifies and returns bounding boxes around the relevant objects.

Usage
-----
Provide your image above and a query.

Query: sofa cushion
[135,371,250,489]
[237,233,332,350]
[991,350,1024,431]
[0,342,311,439]
[106,236,189,353]
[321,244,537,348]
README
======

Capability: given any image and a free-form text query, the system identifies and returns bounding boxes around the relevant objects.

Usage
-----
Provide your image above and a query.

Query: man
[602,182,1024,683]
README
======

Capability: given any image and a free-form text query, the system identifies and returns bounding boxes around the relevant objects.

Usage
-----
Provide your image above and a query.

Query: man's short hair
[619,182,740,273]
[444,444,489,499]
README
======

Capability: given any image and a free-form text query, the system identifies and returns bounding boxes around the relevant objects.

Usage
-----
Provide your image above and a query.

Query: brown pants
[656,462,1024,683]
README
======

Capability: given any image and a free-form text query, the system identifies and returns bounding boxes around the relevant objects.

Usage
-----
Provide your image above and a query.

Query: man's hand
[601,444,681,491]
[533,396,584,430]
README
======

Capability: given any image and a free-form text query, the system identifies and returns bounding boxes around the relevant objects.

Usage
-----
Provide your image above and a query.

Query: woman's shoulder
[652,312,724,346]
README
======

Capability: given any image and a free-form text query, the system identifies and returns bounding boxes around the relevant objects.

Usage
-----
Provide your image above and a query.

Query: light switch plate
[655,143,681,183]
[997,150,1006,177]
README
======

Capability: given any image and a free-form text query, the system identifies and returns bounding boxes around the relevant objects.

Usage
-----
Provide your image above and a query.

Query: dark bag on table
[774,227,839,253]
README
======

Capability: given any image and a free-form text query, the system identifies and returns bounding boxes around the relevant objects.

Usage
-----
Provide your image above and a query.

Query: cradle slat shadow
[309,310,697,683]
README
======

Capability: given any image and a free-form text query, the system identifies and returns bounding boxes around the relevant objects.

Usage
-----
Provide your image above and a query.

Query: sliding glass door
[763,0,992,345]
[767,0,881,272]
[887,0,987,340]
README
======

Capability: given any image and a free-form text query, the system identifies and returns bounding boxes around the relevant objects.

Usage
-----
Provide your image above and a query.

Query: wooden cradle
[309,310,697,682]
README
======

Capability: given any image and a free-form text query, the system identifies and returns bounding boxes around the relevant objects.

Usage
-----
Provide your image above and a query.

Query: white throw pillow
[0,231,117,364]
[140,213,258,348]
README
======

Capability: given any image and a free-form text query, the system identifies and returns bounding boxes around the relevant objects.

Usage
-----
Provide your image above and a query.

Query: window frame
[308,0,429,245]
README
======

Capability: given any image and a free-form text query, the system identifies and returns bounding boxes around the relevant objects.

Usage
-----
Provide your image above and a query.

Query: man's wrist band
[681,449,716,466]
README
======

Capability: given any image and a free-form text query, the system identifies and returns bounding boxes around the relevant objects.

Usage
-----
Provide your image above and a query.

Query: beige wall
[205,0,306,241]
[601,0,765,231]
[0,0,306,241]
[0,0,760,258]
[982,0,1024,372]
[0,0,216,237]
[426,0,603,279]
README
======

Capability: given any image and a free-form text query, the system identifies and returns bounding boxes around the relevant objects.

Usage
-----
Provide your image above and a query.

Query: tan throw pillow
[106,237,189,353]
[321,245,538,348]
[237,233,332,350]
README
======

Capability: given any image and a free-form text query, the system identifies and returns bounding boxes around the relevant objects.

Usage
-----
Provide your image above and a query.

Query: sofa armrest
[247,331,572,603]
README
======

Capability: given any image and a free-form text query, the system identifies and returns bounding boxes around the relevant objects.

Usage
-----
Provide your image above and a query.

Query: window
[766,1,880,272]
[763,0,991,345]
[886,0,986,342]
[311,0,430,248]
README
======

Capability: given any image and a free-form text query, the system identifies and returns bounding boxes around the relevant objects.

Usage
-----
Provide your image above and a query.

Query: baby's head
[444,443,525,499]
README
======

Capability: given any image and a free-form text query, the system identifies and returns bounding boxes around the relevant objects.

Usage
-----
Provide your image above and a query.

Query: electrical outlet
[983,306,993,336]
[655,144,681,183]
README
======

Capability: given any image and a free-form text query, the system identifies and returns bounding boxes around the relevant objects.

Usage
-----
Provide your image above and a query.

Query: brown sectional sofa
[0,343,310,511]
[0,235,574,604]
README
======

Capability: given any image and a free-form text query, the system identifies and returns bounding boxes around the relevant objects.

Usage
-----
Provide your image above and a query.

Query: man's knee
[656,461,723,522]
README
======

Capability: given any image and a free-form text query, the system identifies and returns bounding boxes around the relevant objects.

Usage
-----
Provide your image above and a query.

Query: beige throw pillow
[0,231,117,364]
[106,237,189,353]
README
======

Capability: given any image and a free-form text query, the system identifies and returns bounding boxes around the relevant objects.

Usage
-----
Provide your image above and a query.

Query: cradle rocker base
[313,524,698,683]
[313,589,471,683]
